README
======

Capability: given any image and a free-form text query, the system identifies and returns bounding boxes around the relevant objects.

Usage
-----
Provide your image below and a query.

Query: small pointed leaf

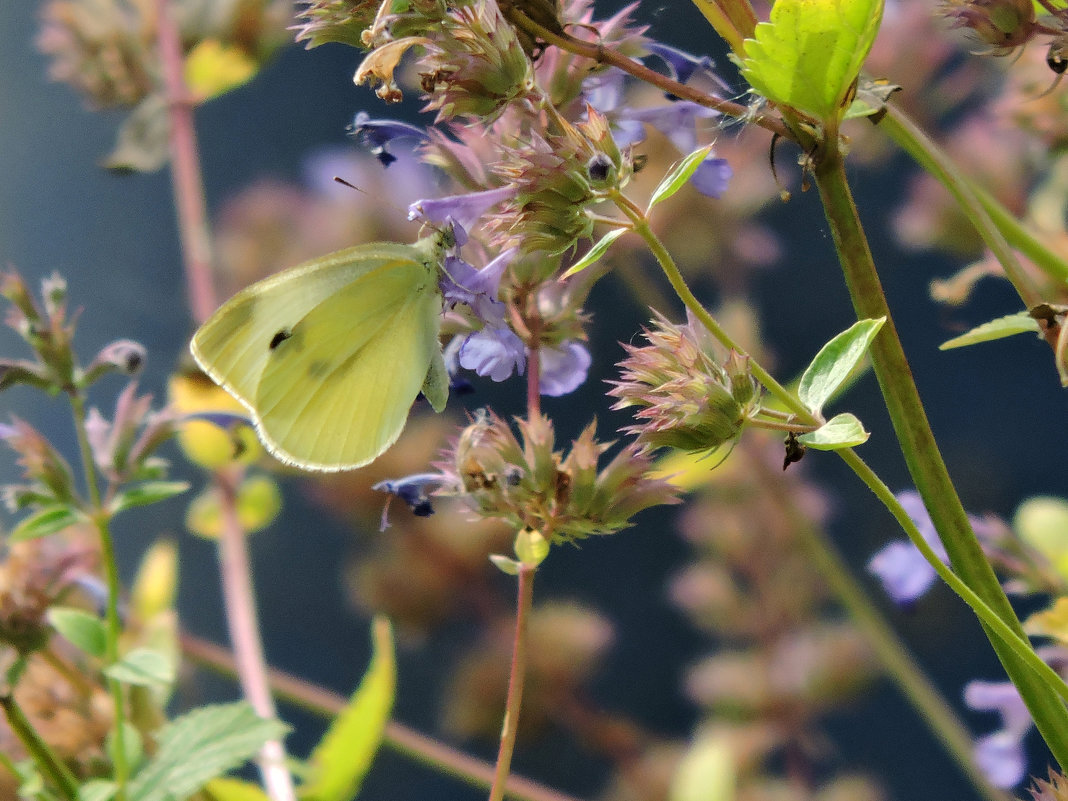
[562,229,628,278]
[648,145,714,210]
[299,617,396,801]
[489,554,521,575]
[105,647,175,688]
[47,607,107,658]
[797,412,869,449]
[80,779,118,801]
[798,317,884,415]
[110,481,190,514]
[11,505,84,542]
[939,312,1041,350]
[204,778,272,801]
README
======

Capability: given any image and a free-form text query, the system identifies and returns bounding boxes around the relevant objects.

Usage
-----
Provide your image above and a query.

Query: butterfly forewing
[191,243,430,408]
[252,257,441,470]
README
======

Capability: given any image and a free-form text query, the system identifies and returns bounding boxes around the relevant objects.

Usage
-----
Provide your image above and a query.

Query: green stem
[812,148,1068,767]
[877,106,1045,305]
[744,444,1012,801]
[488,563,536,801]
[68,393,129,799]
[0,693,79,800]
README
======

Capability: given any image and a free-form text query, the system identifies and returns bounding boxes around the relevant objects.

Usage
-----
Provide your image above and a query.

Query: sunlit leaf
[798,317,884,415]
[299,618,396,801]
[669,728,735,801]
[939,311,1040,350]
[647,145,714,210]
[105,647,175,688]
[797,412,869,448]
[110,481,190,515]
[735,0,885,122]
[10,504,84,542]
[562,229,628,278]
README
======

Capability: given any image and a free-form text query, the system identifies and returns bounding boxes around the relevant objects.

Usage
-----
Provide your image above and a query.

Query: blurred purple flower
[539,341,591,396]
[867,490,947,604]
[456,327,526,382]
[690,156,732,198]
[348,111,428,167]
[644,42,727,89]
[965,680,1032,788]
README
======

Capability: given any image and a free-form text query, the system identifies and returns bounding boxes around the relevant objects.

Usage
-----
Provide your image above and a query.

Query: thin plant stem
[0,693,79,801]
[812,146,1068,767]
[215,467,295,801]
[68,393,129,799]
[178,633,585,801]
[742,443,1013,801]
[489,563,536,801]
[155,3,296,798]
[156,0,216,325]
[503,9,791,140]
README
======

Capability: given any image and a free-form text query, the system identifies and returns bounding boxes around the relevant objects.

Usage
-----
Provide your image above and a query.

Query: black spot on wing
[269,329,293,350]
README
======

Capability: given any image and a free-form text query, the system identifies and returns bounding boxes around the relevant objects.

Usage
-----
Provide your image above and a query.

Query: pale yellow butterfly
[190,233,449,472]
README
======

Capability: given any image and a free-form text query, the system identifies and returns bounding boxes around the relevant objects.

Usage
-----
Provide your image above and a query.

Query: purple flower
[867,490,948,604]
[456,327,526,382]
[348,111,428,167]
[439,248,517,327]
[965,680,1032,788]
[409,184,516,233]
[373,473,445,529]
[539,341,591,396]
[622,101,720,155]
[690,156,732,198]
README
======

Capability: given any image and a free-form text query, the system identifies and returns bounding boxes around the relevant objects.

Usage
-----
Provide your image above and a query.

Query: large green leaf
[128,702,287,801]
[299,617,396,801]
[735,0,885,122]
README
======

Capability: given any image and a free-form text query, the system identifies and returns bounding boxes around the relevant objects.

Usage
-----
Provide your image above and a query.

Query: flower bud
[82,339,147,385]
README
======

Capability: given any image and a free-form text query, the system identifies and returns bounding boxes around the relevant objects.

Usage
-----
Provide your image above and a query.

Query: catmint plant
[5,0,1068,799]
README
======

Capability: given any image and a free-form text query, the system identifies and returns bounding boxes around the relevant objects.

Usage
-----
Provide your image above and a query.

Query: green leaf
[735,0,885,122]
[105,648,175,688]
[10,505,84,542]
[128,701,287,801]
[669,728,735,801]
[47,607,107,658]
[647,145,714,210]
[939,311,1041,350]
[80,779,118,801]
[203,778,272,801]
[489,554,520,575]
[562,228,628,278]
[798,317,884,415]
[300,617,396,801]
[109,481,190,515]
[798,412,869,449]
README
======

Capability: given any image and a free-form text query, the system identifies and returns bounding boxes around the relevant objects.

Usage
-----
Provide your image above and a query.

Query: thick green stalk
[812,149,1068,766]
[0,693,79,800]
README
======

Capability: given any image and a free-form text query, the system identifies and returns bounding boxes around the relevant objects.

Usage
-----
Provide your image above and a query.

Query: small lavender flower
[539,341,591,396]
[439,248,516,326]
[348,111,428,167]
[409,185,517,232]
[457,327,527,382]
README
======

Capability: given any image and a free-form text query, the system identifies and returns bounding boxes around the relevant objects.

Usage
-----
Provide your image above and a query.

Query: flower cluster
[609,312,762,455]
[435,411,678,544]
